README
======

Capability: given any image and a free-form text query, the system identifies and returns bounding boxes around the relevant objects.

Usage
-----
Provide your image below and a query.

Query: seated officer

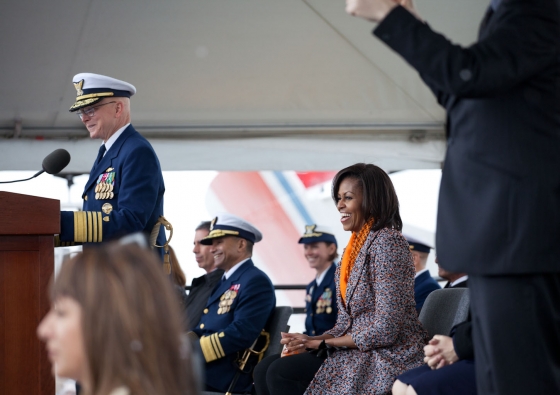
[298,224,339,336]
[191,213,276,394]
[407,238,441,314]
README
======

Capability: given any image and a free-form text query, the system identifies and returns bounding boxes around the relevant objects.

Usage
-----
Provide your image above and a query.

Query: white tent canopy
[0,0,488,172]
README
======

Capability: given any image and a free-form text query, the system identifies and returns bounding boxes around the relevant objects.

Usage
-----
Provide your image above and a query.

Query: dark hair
[331,163,402,232]
[51,243,196,395]
[325,242,339,262]
[243,239,254,254]
[195,221,211,232]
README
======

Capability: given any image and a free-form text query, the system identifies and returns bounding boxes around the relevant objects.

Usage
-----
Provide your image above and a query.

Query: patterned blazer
[305,228,429,395]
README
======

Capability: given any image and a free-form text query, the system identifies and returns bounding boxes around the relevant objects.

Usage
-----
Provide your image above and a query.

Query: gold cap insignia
[210,217,218,231]
[73,79,84,97]
[305,224,317,235]
[301,224,322,238]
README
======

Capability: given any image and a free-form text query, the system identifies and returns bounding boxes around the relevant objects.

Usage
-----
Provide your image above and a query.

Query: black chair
[418,288,470,338]
[201,306,293,395]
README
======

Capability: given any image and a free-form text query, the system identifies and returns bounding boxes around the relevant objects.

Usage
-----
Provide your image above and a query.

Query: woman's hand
[423,335,459,369]
[303,339,323,350]
[280,332,310,354]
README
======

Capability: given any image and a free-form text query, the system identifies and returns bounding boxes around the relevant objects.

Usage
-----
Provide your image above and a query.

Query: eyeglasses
[76,101,116,119]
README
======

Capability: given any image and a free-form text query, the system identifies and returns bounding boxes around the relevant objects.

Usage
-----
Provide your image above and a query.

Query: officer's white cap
[201,213,263,245]
[69,73,136,112]
[298,224,337,246]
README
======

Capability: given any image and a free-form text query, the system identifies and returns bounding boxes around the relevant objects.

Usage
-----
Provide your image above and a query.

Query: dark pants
[398,361,477,395]
[253,352,325,395]
[469,274,560,395]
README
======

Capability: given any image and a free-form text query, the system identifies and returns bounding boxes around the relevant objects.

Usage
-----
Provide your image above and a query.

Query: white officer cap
[298,224,337,246]
[201,213,263,245]
[69,73,136,112]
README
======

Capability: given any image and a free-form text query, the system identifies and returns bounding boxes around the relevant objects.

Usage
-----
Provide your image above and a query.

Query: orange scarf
[339,217,375,304]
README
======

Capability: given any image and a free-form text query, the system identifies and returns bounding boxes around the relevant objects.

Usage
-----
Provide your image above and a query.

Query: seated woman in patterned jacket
[254,163,429,395]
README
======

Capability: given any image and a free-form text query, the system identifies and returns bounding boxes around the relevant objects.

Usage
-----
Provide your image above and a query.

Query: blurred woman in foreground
[258,163,428,395]
[37,242,197,395]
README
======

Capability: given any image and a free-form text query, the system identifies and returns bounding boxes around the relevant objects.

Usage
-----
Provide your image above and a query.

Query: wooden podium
[0,191,57,395]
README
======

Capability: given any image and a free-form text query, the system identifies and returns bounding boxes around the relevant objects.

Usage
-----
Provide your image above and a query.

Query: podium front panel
[0,236,55,395]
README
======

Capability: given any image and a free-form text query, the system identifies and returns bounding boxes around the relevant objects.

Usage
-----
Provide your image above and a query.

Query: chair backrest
[418,288,470,338]
[263,306,293,358]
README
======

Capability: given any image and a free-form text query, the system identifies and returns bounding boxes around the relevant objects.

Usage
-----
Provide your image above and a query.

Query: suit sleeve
[351,233,415,351]
[58,211,102,245]
[198,275,275,363]
[451,320,474,360]
[373,2,559,100]
[59,143,163,243]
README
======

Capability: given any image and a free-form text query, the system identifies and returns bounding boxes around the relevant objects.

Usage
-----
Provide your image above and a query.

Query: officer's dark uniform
[407,240,440,313]
[299,224,338,336]
[305,263,338,336]
[192,214,276,394]
[58,73,165,249]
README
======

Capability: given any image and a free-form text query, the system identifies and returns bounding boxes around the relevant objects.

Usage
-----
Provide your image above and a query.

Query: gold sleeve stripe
[87,211,93,243]
[210,332,225,359]
[78,211,87,242]
[200,336,218,363]
[92,211,98,243]
[74,212,79,242]
[71,211,105,243]
[74,212,82,242]
[96,212,103,242]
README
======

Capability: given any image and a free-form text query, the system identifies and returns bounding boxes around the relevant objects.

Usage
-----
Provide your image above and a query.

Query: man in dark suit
[347,1,560,393]
[185,220,224,330]
[191,213,276,393]
[58,73,166,251]
[407,239,440,313]
[436,256,468,289]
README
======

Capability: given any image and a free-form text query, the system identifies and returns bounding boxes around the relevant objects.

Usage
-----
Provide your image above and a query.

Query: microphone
[0,149,71,184]
[40,149,72,175]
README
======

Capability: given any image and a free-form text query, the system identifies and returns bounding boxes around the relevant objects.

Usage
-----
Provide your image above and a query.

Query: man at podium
[57,73,166,250]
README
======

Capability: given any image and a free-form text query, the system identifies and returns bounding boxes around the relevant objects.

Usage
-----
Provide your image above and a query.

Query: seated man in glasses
[58,73,166,255]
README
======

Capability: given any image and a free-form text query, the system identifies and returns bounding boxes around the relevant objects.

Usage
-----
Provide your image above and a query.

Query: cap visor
[69,97,101,112]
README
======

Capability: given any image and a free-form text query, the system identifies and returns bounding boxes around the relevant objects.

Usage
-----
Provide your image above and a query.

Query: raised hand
[345,0,398,22]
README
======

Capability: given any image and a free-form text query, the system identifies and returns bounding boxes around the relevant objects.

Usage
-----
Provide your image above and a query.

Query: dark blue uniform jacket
[414,270,441,314]
[59,125,165,248]
[193,259,275,393]
[305,263,338,336]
